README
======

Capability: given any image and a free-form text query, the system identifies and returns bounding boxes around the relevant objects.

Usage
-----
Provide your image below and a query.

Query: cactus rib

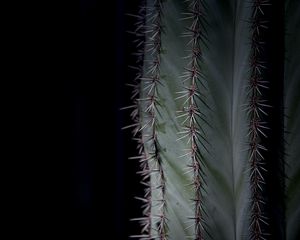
[178,0,207,239]
[247,1,271,239]
[141,0,167,239]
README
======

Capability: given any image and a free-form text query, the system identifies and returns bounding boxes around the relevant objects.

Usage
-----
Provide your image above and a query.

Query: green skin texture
[136,0,300,239]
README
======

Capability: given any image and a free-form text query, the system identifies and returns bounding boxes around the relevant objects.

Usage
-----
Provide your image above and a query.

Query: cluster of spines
[177,1,207,239]
[246,1,271,239]
[124,2,153,239]
[143,1,168,239]
[130,0,167,239]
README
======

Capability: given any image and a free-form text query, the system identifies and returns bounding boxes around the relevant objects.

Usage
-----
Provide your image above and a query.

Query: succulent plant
[124,0,300,239]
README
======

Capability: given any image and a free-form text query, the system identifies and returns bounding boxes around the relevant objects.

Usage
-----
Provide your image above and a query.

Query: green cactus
[124,0,300,239]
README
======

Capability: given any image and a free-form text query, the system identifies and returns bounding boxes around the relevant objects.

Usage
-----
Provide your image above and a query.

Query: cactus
[124,0,300,239]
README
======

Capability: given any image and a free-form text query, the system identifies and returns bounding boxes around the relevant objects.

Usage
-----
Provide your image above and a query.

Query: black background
[5,0,142,239]
[77,0,143,238]
[70,0,143,238]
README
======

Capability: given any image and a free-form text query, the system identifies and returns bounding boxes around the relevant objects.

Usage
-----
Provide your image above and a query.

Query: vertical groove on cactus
[141,0,167,239]
[178,1,207,239]
[247,0,271,239]
[284,1,300,239]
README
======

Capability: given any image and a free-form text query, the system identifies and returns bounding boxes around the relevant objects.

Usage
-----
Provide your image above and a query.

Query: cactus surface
[125,0,300,239]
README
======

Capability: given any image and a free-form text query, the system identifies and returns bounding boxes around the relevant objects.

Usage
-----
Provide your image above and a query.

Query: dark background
[66,0,142,238]
[76,0,143,238]
[5,0,142,239]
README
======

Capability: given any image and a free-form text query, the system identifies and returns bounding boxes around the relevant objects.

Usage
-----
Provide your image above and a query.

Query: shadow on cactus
[123,0,300,239]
